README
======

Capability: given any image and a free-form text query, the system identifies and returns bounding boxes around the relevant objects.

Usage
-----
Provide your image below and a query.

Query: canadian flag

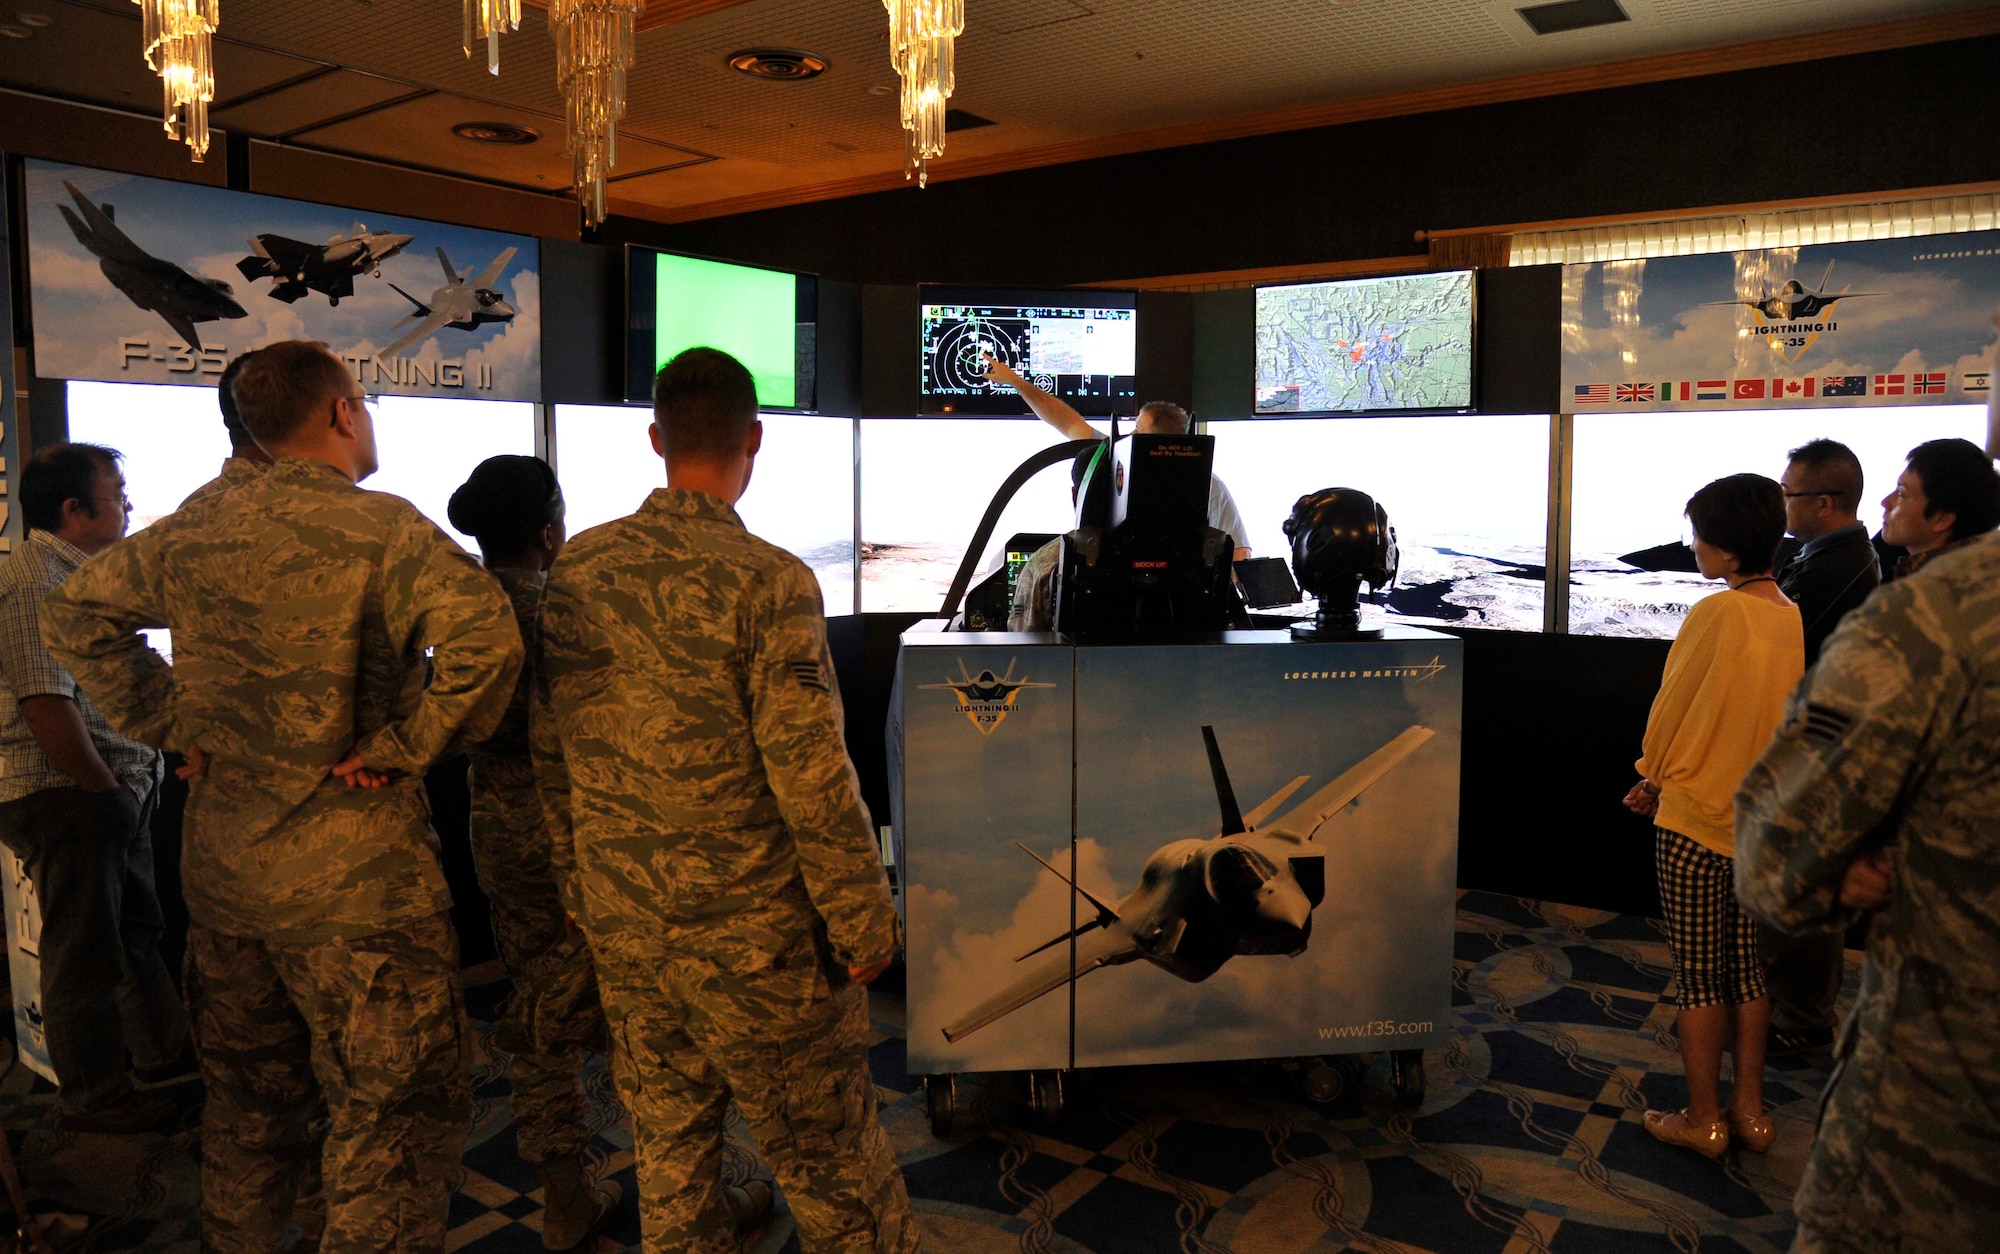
[1778,377,1818,398]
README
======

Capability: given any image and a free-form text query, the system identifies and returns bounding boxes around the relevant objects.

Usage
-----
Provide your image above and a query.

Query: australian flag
[1821,375,1867,397]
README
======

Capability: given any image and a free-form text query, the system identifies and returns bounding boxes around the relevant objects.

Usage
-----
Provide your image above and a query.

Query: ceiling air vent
[727,48,831,81]
[1517,0,1629,36]
[452,121,540,145]
[945,109,996,133]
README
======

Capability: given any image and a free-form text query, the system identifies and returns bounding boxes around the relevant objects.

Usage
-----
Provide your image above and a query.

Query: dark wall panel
[611,37,2000,290]
[1135,290,1194,411]
[1192,289,1255,421]
[1477,265,1562,415]
[861,284,921,418]
[817,279,863,417]
[540,237,624,406]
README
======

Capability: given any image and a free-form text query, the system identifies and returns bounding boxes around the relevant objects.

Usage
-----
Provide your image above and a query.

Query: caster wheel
[1028,1070,1064,1130]
[1391,1050,1426,1108]
[1300,1059,1345,1104]
[925,1075,955,1138]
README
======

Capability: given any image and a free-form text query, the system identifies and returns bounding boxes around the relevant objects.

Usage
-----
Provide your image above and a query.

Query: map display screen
[920,286,1138,415]
[1255,271,1474,415]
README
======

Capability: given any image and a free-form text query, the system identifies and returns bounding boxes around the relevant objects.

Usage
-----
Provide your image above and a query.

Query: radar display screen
[1255,270,1474,415]
[919,286,1138,415]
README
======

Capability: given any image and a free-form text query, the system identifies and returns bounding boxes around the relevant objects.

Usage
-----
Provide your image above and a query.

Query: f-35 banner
[23,159,541,402]
[1560,230,2000,412]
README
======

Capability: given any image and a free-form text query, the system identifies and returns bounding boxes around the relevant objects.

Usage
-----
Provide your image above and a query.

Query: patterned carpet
[0,890,1851,1253]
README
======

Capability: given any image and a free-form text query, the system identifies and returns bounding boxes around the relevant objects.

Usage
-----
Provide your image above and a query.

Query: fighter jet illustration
[55,179,246,352]
[918,659,1057,735]
[1702,260,1883,322]
[941,722,1436,1042]
[235,223,415,305]
[374,245,518,362]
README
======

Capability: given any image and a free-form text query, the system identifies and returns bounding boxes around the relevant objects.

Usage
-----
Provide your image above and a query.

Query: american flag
[1574,384,1610,404]
[1912,372,1948,395]
[1615,383,1655,402]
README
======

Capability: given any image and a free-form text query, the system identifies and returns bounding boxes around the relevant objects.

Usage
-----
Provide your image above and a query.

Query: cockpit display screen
[919,286,1138,415]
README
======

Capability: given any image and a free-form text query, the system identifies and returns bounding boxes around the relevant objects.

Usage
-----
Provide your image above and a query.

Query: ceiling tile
[214,69,425,139]
[286,89,715,193]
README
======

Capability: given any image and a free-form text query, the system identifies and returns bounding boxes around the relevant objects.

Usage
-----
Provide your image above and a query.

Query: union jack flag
[1574,384,1610,404]
[1615,383,1656,402]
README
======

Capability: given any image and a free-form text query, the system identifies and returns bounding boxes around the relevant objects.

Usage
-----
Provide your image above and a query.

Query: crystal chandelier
[548,0,644,228]
[883,0,964,187]
[463,0,520,75]
[133,0,218,162]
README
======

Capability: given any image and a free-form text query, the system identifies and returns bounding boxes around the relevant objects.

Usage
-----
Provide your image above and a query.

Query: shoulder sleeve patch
[787,658,829,694]
[1801,703,1855,745]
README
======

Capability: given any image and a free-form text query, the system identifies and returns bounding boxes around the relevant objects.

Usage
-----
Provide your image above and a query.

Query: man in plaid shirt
[0,442,187,1133]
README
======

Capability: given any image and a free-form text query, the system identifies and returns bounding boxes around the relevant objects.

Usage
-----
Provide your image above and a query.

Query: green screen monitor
[626,247,817,409]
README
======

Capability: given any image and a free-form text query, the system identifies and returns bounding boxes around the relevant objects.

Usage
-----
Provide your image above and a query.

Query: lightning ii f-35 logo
[919,658,1056,736]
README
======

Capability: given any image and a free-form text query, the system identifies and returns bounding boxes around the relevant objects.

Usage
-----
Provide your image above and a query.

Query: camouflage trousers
[184,913,470,1254]
[466,777,599,1164]
[594,928,918,1254]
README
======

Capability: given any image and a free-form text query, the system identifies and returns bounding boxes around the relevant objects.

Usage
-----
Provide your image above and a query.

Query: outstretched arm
[983,352,1096,440]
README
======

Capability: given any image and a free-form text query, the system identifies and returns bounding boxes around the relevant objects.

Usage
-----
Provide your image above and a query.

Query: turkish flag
[1734,379,1767,400]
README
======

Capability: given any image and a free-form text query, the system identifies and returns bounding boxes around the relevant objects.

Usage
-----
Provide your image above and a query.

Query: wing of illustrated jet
[236,222,415,306]
[940,722,1436,1043]
[56,179,247,351]
[374,245,518,362]
[1700,260,1883,322]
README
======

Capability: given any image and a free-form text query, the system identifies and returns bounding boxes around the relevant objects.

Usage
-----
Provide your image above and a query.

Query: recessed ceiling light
[0,24,30,37]
[16,12,54,27]
[451,120,540,145]
[727,48,830,81]
[866,83,895,97]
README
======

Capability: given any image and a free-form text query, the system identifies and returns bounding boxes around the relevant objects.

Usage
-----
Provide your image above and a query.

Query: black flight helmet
[1283,487,1398,634]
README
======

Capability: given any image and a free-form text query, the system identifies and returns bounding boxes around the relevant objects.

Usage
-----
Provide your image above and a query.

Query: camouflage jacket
[43,456,522,940]
[532,487,900,968]
[1736,532,2000,1244]
[179,455,268,509]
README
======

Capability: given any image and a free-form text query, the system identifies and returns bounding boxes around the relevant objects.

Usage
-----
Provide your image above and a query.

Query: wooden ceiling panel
[0,1,317,115]
[286,89,715,193]
[213,70,426,140]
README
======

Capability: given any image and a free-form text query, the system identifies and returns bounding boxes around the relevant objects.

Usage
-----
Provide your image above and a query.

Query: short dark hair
[651,347,757,461]
[1785,438,1864,513]
[1137,401,1191,434]
[217,350,260,447]
[1905,437,2000,541]
[447,455,563,556]
[22,443,121,533]
[232,341,354,444]
[1685,472,1786,575]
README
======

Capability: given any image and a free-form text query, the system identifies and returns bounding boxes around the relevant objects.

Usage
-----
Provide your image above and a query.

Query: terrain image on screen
[654,252,800,409]
[922,301,1136,412]
[1255,271,1473,414]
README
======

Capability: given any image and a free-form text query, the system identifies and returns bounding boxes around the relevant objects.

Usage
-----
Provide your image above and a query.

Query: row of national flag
[1573,370,1988,405]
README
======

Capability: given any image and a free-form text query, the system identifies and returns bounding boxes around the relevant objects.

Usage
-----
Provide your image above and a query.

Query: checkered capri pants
[1654,826,1767,1010]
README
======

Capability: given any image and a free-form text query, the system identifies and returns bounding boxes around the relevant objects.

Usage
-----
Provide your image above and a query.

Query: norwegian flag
[1615,383,1656,402]
[1874,374,1906,396]
[1912,372,1948,395]
[1574,384,1610,404]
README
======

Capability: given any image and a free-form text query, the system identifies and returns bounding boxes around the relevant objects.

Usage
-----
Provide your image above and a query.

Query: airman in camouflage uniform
[533,348,915,1254]
[180,349,273,510]
[43,342,522,1254]
[1735,531,2000,1254]
[464,566,607,1225]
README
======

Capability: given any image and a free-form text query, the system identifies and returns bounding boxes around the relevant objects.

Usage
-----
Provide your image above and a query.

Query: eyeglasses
[1782,490,1834,499]
[94,492,132,509]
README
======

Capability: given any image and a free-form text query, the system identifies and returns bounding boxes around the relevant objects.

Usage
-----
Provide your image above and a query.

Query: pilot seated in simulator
[982,354,1250,561]
[1008,448,1097,631]
[1285,487,1398,638]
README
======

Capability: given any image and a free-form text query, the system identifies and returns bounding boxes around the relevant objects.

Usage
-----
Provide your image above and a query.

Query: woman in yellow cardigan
[1623,474,1804,1160]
